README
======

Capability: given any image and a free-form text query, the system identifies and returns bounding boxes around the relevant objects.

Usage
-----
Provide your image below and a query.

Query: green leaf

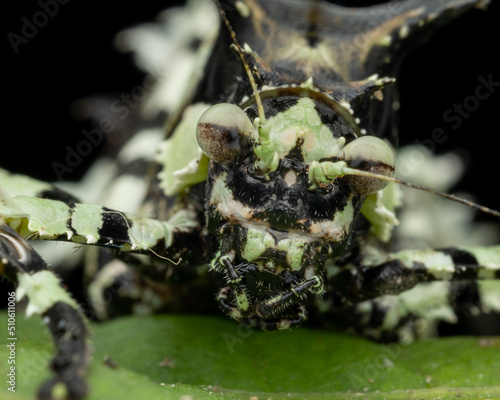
[1,312,499,399]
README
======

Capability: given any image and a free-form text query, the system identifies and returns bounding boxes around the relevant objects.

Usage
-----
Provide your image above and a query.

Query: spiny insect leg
[0,223,90,400]
[256,276,321,319]
[330,247,500,302]
[0,187,204,263]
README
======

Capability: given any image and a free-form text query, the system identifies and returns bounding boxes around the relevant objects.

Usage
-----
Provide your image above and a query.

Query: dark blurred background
[4,0,499,211]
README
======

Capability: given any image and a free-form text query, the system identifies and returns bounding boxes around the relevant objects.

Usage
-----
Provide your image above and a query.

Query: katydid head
[196,84,398,328]
[196,0,391,328]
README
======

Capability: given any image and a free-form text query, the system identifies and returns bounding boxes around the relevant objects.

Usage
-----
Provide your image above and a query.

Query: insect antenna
[213,0,266,124]
[342,167,500,218]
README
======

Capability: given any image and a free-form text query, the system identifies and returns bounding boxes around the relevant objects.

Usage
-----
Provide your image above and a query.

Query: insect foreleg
[0,188,202,263]
[0,223,90,400]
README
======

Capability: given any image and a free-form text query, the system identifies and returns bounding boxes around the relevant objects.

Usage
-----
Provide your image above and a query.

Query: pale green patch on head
[378,35,392,46]
[241,226,275,263]
[253,98,346,173]
[276,235,309,271]
[307,198,356,242]
[239,226,316,272]
[210,172,256,223]
[17,270,80,316]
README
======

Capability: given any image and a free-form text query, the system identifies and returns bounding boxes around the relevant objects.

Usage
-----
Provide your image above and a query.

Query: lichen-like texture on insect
[1,0,499,399]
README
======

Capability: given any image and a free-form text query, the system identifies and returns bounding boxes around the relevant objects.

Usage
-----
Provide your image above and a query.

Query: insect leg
[330,247,500,302]
[0,187,200,261]
[323,279,500,343]
[256,276,321,319]
[321,246,499,341]
[220,255,252,315]
[0,222,90,400]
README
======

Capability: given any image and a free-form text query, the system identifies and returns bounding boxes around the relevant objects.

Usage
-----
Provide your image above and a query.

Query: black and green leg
[0,223,90,400]
[330,247,500,301]
[322,246,500,341]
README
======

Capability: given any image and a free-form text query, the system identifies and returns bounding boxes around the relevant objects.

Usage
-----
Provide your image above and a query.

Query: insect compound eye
[340,136,395,195]
[196,103,253,165]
